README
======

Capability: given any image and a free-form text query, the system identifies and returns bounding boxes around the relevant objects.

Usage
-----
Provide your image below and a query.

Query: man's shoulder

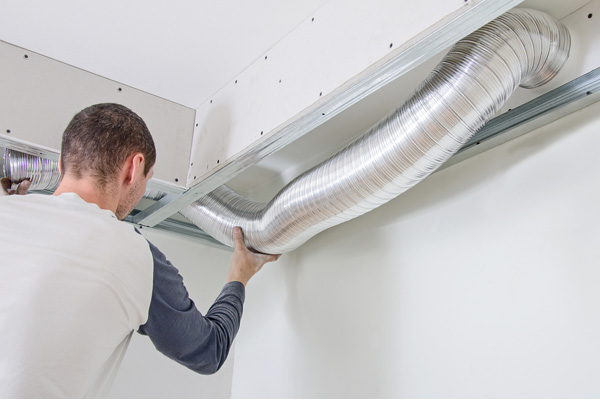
[2,192,93,212]
[0,193,60,216]
[1,192,148,251]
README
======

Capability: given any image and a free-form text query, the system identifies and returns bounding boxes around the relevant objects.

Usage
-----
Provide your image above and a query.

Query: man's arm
[138,227,279,374]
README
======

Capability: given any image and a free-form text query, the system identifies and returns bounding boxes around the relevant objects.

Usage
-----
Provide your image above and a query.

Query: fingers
[233,226,246,250]
[16,180,31,195]
[232,226,282,262]
[0,177,10,195]
[254,250,281,265]
[0,178,31,195]
[265,254,281,263]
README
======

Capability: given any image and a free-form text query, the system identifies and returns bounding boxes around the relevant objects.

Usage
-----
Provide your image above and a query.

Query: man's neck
[54,176,119,214]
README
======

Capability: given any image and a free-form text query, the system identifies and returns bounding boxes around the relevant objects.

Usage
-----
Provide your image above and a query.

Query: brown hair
[60,103,156,187]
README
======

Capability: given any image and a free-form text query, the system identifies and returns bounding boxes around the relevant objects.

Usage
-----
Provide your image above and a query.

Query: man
[0,103,280,397]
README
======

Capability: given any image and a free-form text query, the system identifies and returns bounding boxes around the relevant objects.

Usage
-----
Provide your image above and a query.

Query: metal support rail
[441,67,600,170]
[124,210,228,250]
[461,67,600,154]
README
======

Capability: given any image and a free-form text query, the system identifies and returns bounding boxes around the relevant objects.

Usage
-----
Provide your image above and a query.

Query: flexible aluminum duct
[2,148,61,191]
[181,8,571,254]
[2,148,166,200]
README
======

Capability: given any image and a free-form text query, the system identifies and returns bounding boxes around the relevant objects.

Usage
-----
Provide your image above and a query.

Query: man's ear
[58,155,62,175]
[123,153,145,186]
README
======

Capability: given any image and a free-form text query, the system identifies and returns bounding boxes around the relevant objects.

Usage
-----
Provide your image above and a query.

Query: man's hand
[0,178,30,196]
[227,227,280,286]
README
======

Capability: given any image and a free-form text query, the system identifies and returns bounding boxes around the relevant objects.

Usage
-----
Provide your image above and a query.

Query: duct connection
[2,149,61,192]
[180,8,571,254]
[1,148,166,200]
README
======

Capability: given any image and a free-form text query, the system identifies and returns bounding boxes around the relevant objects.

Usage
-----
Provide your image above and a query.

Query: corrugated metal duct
[2,150,61,191]
[181,8,571,254]
[1,149,166,200]
[3,9,570,254]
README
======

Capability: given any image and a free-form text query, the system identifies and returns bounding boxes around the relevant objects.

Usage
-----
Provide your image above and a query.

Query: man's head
[60,103,156,219]
[61,103,156,183]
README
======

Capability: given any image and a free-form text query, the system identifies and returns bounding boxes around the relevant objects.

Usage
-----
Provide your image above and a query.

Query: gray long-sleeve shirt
[138,239,245,374]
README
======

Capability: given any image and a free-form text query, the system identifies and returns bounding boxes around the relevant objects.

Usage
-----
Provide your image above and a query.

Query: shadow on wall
[281,232,394,397]
[230,163,287,202]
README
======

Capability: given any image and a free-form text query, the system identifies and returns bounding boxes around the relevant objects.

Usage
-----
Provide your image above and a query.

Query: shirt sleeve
[137,239,245,375]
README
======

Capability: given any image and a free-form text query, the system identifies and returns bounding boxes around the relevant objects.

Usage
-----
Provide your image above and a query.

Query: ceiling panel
[0,0,328,108]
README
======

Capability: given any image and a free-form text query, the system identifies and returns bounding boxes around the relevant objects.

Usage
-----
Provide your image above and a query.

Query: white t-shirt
[0,193,154,398]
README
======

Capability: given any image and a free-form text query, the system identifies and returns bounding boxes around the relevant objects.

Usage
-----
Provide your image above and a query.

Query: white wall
[230,100,600,398]
[109,228,235,398]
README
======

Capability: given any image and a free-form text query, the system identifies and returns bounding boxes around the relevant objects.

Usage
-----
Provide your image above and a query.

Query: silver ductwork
[2,149,61,191]
[180,8,571,254]
[1,148,166,200]
[2,9,570,255]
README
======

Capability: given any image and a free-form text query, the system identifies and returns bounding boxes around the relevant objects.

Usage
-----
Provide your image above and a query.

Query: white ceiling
[0,0,328,108]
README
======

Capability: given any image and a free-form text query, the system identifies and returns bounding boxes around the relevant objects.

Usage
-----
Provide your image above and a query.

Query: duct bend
[181,8,571,254]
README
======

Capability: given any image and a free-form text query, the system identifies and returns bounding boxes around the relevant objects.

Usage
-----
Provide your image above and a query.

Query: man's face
[115,165,154,220]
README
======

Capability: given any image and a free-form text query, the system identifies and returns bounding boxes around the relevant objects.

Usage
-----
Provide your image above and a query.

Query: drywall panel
[109,227,235,398]
[0,0,329,108]
[0,40,194,187]
[231,99,600,397]
[188,0,523,187]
